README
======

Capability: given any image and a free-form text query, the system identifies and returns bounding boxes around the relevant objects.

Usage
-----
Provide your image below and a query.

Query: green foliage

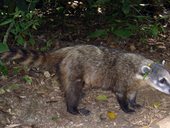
[122,0,130,14]
[0,0,41,49]
[0,61,8,76]
[39,40,53,52]
[95,0,111,5]
[23,75,32,84]
[0,84,21,95]
[5,84,21,92]
[149,24,161,37]
[0,0,169,46]
[51,115,60,121]
[13,67,21,75]
[89,29,108,38]
[96,95,108,101]
[0,88,6,95]
[88,0,167,39]
[0,43,9,53]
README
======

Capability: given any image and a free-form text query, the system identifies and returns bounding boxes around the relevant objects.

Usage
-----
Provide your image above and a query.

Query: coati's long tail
[0,48,50,67]
[0,46,73,68]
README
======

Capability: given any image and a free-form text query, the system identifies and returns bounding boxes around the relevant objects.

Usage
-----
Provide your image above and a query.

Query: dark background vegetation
[0,0,170,51]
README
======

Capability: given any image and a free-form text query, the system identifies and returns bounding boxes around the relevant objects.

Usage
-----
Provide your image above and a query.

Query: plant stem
[3,21,14,44]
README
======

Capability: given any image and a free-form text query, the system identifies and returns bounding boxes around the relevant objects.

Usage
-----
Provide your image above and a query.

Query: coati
[1,45,170,115]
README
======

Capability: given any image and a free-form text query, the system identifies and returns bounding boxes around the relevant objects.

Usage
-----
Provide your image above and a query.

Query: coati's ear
[141,65,151,74]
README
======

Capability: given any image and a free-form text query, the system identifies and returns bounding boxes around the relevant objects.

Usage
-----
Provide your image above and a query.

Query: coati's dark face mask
[141,62,170,95]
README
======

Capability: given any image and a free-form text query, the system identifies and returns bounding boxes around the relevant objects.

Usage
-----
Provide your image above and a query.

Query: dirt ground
[1,29,170,128]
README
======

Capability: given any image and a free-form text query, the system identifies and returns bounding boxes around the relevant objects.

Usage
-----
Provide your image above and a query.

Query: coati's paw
[79,108,91,116]
[67,107,79,115]
[123,108,135,113]
[80,92,85,99]
[131,104,142,109]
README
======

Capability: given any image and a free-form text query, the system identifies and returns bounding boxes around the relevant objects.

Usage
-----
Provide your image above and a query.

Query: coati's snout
[141,63,170,95]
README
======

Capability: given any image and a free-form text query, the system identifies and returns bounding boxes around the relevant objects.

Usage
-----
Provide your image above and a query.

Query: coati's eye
[159,78,167,84]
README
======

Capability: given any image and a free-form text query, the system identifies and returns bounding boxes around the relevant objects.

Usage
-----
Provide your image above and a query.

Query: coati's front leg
[115,92,135,113]
[127,91,141,109]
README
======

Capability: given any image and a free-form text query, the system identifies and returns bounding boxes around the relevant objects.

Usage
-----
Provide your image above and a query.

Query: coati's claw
[80,92,85,99]
[131,104,142,109]
[67,107,90,116]
[124,108,135,113]
[79,108,91,116]
[67,107,79,115]
[128,99,142,109]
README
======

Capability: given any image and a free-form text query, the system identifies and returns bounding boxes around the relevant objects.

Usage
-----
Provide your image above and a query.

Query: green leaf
[0,19,13,26]
[153,102,161,109]
[29,36,35,46]
[0,61,8,76]
[51,115,60,121]
[95,0,111,5]
[15,24,21,34]
[150,25,159,37]
[21,22,32,30]
[23,75,32,84]
[135,15,148,20]
[107,111,117,120]
[89,29,108,38]
[122,0,130,14]
[96,95,108,101]
[26,12,33,19]
[17,35,25,45]
[13,67,21,75]
[5,84,21,92]
[112,29,133,38]
[0,43,9,53]
[26,0,39,3]
[0,88,6,95]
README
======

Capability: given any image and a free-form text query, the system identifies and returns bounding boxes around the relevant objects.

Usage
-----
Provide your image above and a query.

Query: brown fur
[0,45,154,115]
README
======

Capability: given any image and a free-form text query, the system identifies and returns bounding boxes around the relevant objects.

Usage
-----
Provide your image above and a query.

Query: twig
[5,124,21,128]
[3,21,14,44]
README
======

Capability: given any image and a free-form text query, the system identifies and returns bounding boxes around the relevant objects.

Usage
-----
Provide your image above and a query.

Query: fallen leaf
[107,111,117,120]
[96,95,108,101]
[0,88,5,95]
[51,115,60,121]
[23,75,32,84]
[153,102,161,109]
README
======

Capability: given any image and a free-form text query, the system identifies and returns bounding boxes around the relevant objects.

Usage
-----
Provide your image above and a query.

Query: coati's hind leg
[65,79,90,115]
[60,61,90,116]
[65,80,81,115]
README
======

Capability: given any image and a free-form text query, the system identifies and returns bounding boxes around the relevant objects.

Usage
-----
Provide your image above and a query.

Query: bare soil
[1,29,170,128]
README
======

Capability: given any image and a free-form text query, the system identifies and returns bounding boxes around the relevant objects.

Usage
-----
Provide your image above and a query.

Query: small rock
[130,44,136,51]
[100,113,107,121]
[19,96,26,99]
[40,80,45,85]
[44,71,51,78]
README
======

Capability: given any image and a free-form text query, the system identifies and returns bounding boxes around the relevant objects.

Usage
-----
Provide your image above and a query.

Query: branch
[3,21,14,44]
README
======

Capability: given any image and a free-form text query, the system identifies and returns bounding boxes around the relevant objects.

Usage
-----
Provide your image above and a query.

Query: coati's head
[141,61,170,94]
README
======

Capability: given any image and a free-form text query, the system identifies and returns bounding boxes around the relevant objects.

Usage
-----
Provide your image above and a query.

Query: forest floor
[0,22,170,128]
